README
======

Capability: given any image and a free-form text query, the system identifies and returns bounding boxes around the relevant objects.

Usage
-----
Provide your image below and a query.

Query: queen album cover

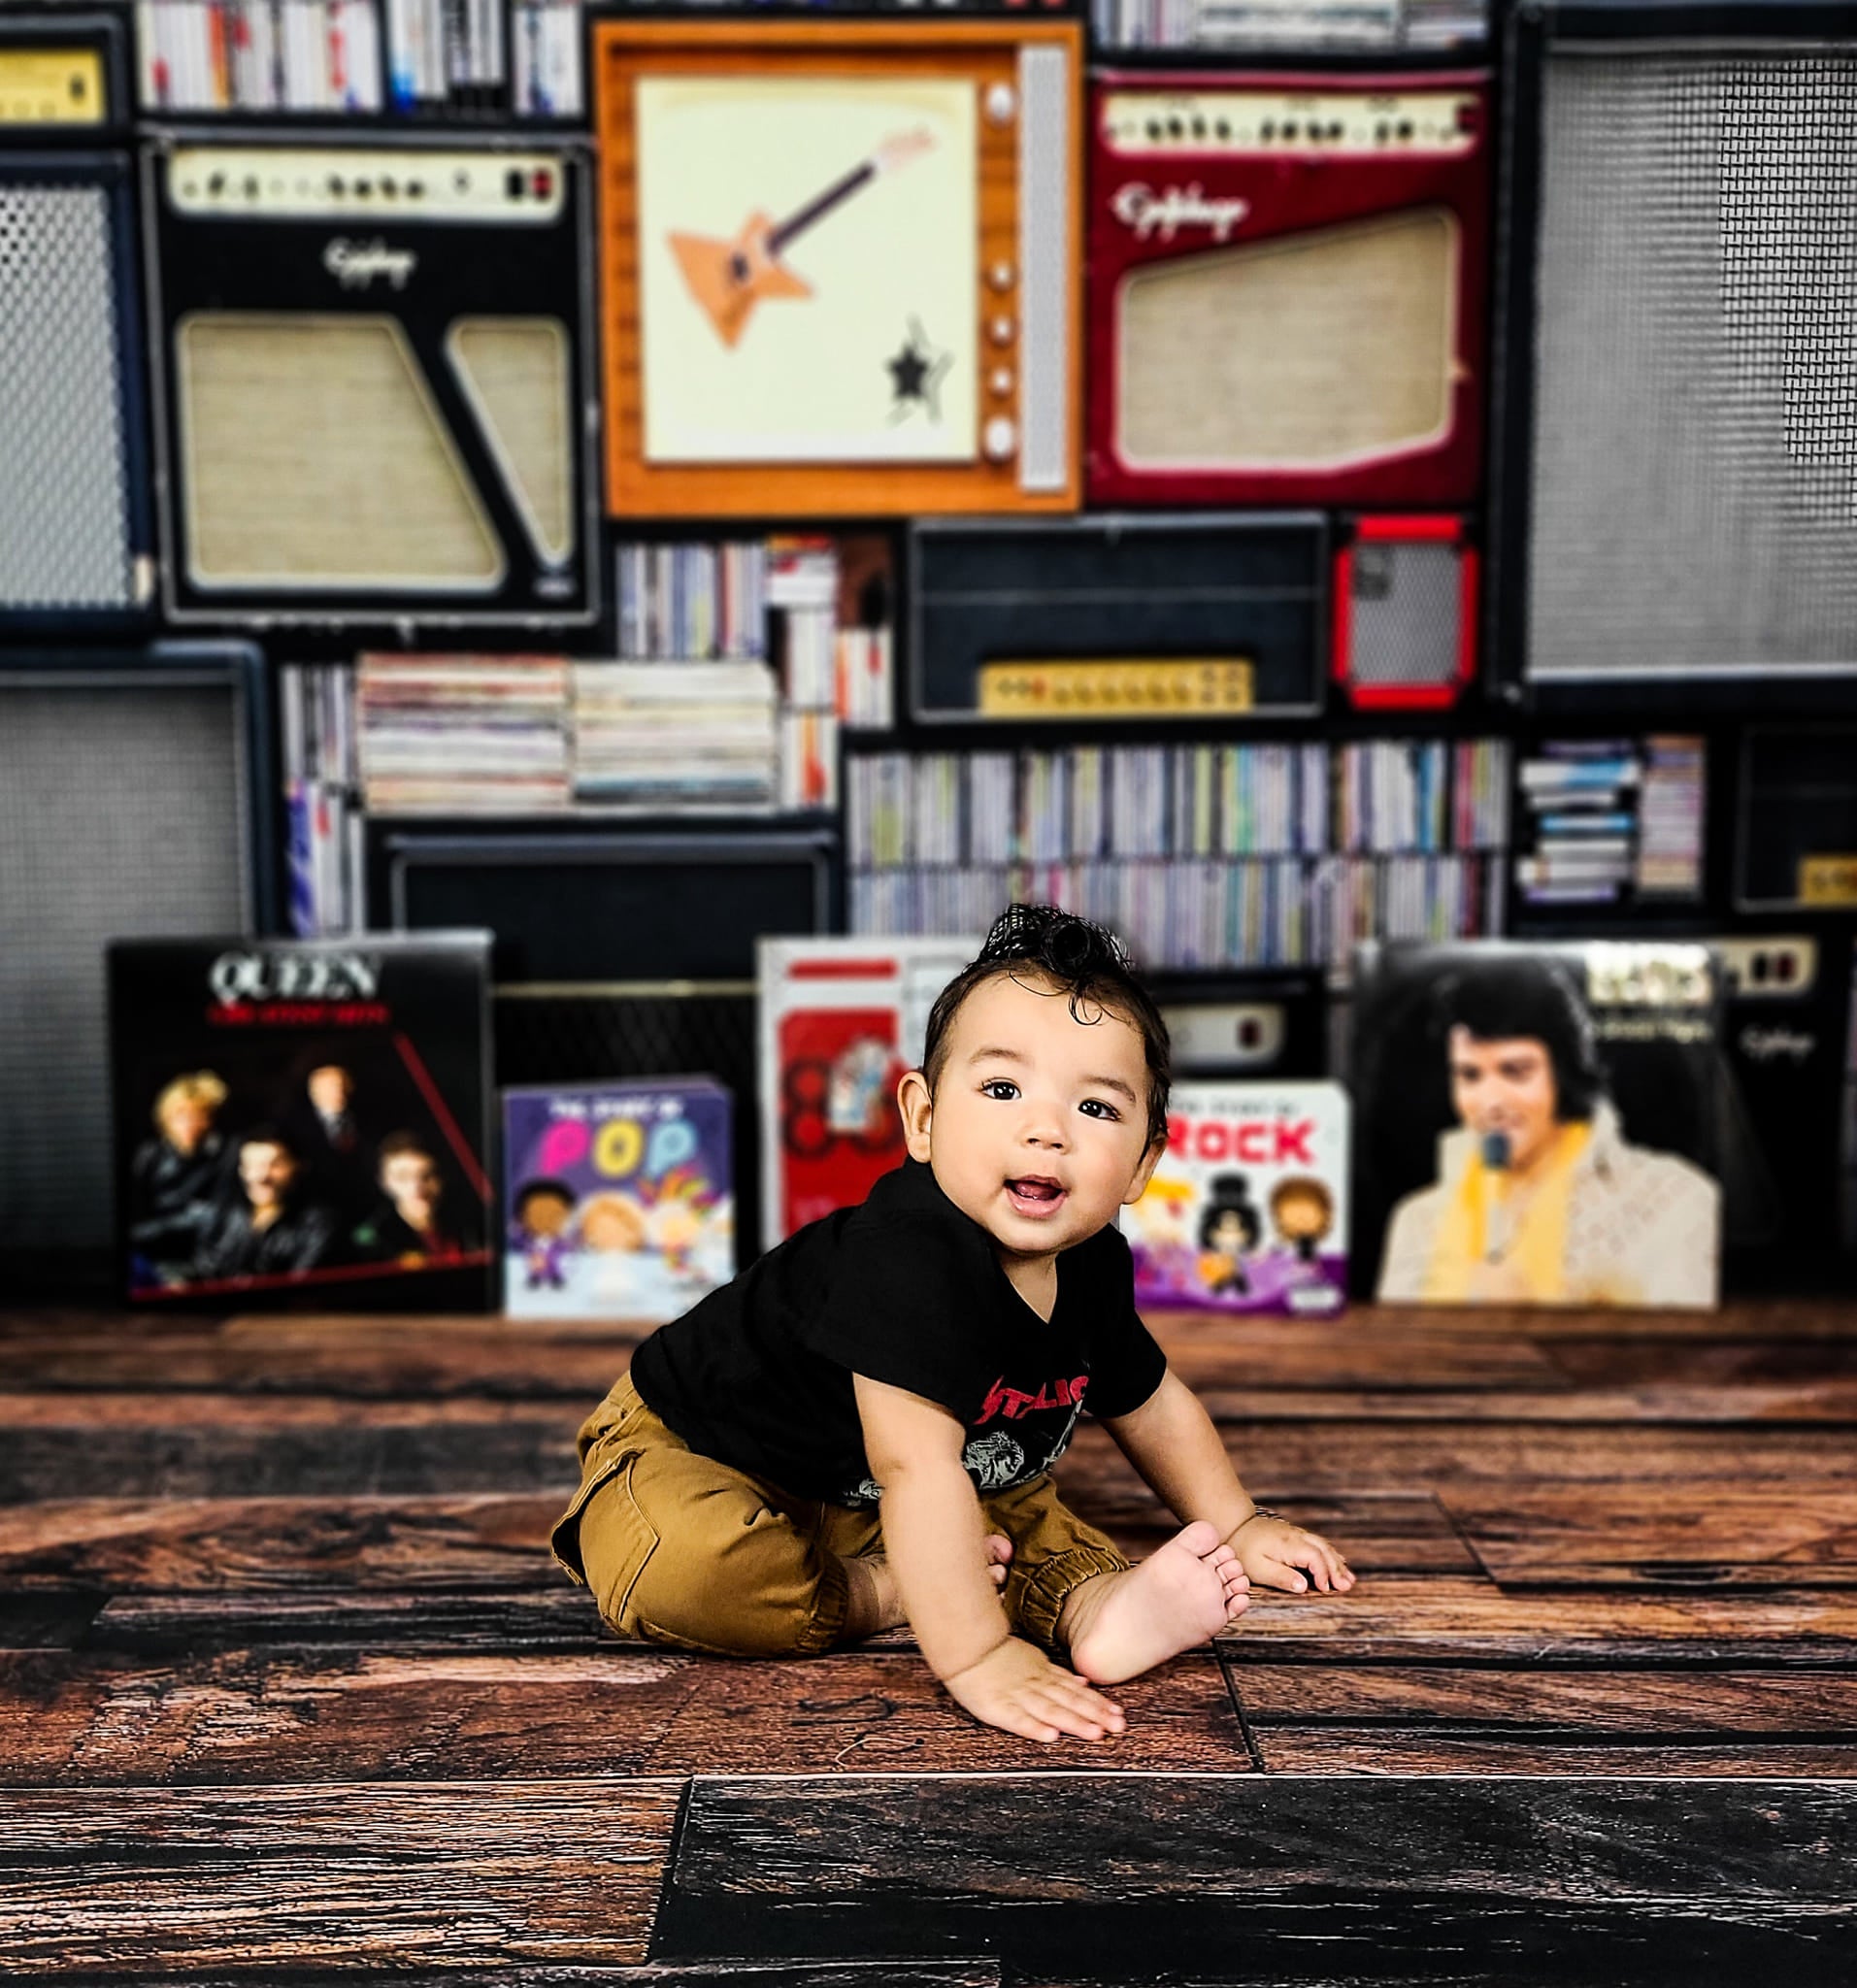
[1351,941,1724,1310]
[110,935,494,1309]
[503,1077,734,1324]
[1123,1080,1349,1319]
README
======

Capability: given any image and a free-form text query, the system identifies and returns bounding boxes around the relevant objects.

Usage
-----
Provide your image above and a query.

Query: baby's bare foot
[1060,1521,1249,1686]
[842,1533,1014,1640]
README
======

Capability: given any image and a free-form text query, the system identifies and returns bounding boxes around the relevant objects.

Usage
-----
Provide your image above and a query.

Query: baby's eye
[1078,1098,1121,1121]
[980,1079,1019,1102]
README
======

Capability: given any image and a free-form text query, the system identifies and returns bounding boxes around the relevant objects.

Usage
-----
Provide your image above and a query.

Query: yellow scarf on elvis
[1421,1122,1593,1302]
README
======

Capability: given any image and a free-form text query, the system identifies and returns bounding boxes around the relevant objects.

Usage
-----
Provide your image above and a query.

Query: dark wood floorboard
[3,1297,1857,1981]
[0,1779,682,1972]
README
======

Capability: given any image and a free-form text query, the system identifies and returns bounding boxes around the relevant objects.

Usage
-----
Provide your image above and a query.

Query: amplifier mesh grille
[1527,52,1857,678]
[0,682,249,1251]
[1118,208,1455,470]
[0,183,136,611]
[180,315,504,589]
[1348,540,1461,688]
[450,317,574,567]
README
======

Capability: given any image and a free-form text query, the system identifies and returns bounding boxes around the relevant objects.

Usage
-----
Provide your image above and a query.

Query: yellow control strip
[978,657,1255,718]
[0,50,105,126]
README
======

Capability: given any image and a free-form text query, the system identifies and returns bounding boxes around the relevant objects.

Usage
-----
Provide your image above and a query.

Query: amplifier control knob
[990,367,1014,397]
[990,315,1014,347]
[985,83,1016,126]
[984,417,1017,462]
[988,260,1014,292]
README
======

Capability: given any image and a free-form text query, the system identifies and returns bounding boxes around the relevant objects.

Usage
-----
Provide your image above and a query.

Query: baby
[551,906,1352,1742]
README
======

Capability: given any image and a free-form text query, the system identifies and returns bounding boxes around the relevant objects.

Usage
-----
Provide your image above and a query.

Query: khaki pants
[549,1371,1130,1658]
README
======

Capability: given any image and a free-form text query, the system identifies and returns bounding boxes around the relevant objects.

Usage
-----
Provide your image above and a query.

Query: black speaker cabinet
[0,645,274,1290]
[1491,1,1857,695]
[1,9,153,628]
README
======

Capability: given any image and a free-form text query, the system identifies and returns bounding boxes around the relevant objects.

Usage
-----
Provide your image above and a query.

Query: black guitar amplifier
[1,11,153,627]
[0,646,273,1292]
[146,135,597,627]
[1715,935,1852,1289]
[1146,969,1329,1080]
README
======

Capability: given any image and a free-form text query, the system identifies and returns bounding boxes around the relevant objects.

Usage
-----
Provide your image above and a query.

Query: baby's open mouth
[1007,1176,1067,1215]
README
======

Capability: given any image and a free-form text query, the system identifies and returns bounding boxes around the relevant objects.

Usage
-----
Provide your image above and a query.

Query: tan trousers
[549,1371,1130,1658]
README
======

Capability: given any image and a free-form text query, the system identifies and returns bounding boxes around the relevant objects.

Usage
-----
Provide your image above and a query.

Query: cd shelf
[846,738,1511,972]
[132,0,584,120]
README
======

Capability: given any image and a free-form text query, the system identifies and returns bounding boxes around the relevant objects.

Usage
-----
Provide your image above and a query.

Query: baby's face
[908,972,1159,1270]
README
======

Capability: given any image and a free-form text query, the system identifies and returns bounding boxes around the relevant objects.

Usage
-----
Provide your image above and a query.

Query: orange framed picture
[594,18,1081,517]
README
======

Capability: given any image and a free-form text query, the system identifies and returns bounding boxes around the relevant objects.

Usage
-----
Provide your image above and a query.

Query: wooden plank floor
[3,1299,1855,1983]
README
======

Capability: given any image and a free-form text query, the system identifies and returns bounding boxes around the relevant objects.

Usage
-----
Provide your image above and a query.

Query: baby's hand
[942,1637,1127,1744]
[1231,1514,1354,1595]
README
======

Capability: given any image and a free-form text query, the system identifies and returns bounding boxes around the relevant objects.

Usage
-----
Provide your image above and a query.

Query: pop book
[110,934,494,1309]
[1123,1081,1350,1317]
[504,1078,734,1322]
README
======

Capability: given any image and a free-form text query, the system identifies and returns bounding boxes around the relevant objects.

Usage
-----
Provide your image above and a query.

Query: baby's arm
[854,1374,1126,1743]
[1101,1368,1354,1595]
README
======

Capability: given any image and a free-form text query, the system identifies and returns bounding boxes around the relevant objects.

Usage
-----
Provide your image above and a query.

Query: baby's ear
[1122,1136,1167,1207]
[896,1067,934,1164]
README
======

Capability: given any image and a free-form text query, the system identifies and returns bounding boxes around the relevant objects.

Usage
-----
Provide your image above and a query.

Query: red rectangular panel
[1086,71,1490,509]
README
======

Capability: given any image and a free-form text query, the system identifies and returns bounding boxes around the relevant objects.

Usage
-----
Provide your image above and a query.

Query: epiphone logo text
[322,237,417,290]
[1111,182,1251,244]
[209,950,384,1007]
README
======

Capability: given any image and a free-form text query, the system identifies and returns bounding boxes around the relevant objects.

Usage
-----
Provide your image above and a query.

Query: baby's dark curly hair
[919,905,1172,1147]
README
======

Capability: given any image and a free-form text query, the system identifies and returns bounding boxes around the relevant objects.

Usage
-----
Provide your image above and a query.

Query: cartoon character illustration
[670,128,935,348]
[1126,1175,1197,1288]
[1197,1173,1262,1297]
[513,1178,578,1290]
[638,1165,722,1283]
[1271,1176,1335,1266]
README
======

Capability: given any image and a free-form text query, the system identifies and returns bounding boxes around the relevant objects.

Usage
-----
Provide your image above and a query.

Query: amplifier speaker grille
[179,315,505,587]
[1527,52,1857,678]
[1349,538,1461,689]
[1117,208,1454,470]
[0,679,249,1255]
[450,318,574,566]
[0,183,138,611]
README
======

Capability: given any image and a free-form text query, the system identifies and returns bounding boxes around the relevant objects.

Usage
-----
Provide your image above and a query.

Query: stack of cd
[356,655,572,813]
[572,661,779,809]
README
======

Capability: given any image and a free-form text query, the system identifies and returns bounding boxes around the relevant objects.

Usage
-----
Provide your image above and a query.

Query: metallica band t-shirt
[627,1157,1167,1508]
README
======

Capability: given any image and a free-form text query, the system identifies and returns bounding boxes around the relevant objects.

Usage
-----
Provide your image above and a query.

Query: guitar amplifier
[1,13,153,626]
[0,646,272,1291]
[1736,725,1857,911]
[596,18,1082,518]
[1147,969,1329,1078]
[1086,68,1490,507]
[1492,1,1857,685]
[1714,935,1852,1287]
[1333,515,1476,709]
[147,135,597,627]
[373,822,839,982]
[911,513,1328,722]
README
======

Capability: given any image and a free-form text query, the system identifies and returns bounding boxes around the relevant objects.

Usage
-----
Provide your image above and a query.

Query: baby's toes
[1206,1542,1237,1573]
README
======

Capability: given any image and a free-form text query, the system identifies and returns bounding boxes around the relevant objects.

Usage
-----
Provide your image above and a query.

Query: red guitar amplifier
[1086,71,1490,508]
[1333,514,1476,710]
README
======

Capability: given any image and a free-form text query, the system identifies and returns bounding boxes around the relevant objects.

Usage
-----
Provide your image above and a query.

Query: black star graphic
[889,344,930,403]
[885,317,953,423]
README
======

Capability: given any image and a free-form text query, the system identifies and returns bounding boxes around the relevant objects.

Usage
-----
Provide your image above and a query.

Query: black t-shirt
[628,1157,1167,1508]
